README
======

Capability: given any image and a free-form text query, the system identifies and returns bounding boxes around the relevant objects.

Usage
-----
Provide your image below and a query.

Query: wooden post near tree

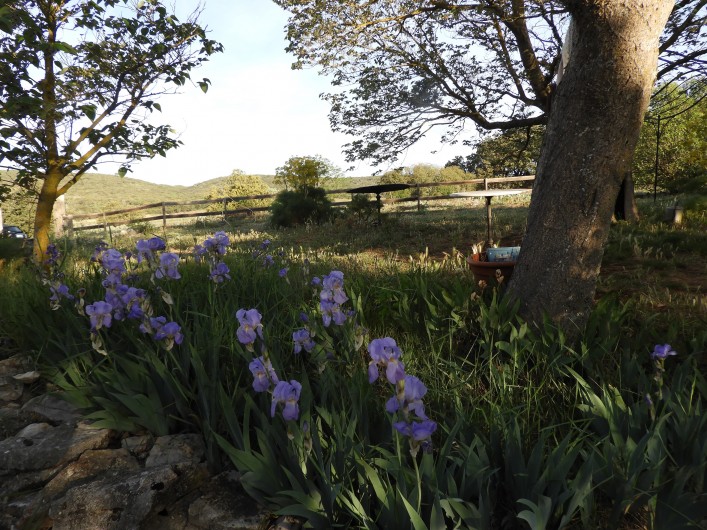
[53,196,66,237]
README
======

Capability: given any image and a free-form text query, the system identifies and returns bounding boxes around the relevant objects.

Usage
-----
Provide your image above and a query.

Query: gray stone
[43,448,140,499]
[13,370,41,384]
[121,433,154,458]
[146,434,205,467]
[187,471,263,530]
[22,394,82,425]
[0,354,33,378]
[49,461,210,530]
[0,404,46,440]
[0,375,23,402]
[0,422,115,473]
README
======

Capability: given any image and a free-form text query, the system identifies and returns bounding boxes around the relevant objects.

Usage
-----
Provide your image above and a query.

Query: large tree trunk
[507,0,672,335]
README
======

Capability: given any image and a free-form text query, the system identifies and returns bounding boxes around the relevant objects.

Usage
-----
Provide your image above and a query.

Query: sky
[113,0,470,186]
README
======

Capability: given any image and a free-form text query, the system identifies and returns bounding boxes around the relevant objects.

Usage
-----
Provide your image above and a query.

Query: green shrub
[270,187,334,227]
[345,193,377,224]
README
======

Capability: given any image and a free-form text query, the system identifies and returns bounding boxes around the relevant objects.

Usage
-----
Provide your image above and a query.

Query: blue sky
[122,0,467,186]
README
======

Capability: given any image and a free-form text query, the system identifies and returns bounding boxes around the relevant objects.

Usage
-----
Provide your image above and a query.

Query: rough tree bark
[507,0,673,335]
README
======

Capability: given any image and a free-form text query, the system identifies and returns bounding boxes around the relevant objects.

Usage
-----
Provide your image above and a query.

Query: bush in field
[206,170,272,213]
[270,186,334,227]
[346,193,377,224]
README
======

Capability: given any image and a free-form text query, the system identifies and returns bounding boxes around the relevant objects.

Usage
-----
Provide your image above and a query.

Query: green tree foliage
[0,0,222,261]
[274,155,340,192]
[633,82,707,194]
[379,163,472,197]
[448,127,544,180]
[270,186,334,227]
[275,1,703,167]
[205,169,272,213]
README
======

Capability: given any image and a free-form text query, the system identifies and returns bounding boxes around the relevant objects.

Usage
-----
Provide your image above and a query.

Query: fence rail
[62,175,534,234]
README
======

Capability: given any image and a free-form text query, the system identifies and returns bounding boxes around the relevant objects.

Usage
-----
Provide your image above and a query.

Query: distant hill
[1,171,381,222]
[62,173,380,216]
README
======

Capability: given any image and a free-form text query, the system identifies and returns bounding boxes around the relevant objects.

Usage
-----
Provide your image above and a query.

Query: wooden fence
[61,175,534,235]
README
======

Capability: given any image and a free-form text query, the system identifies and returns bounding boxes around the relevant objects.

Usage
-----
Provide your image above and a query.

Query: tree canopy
[274,155,340,192]
[0,0,222,260]
[275,0,706,166]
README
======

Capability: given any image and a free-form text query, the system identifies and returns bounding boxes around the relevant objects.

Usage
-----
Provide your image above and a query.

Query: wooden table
[348,183,411,222]
[450,189,531,245]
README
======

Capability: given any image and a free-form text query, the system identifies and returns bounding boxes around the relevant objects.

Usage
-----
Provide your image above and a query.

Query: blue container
[486,246,520,262]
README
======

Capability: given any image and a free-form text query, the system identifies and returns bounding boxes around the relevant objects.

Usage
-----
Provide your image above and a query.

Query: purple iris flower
[100,249,126,277]
[140,315,167,335]
[155,252,181,280]
[154,321,184,347]
[135,237,164,264]
[104,287,127,321]
[393,419,437,441]
[204,231,230,256]
[299,312,309,323]
[121,287,147,320]
[236,308,264,347]
[368,337,406,384]
[90,242,108,262]
[651,344,677,359]
[311,277,322,287]
[261,239,271,249]
[321,271,348,304]
[86,301,113,331]
[263,254,274,267]
[271,380,302,421]
[49,282,74,308]
[249,356,279,392]
[193,243,207,261]
[293,329,315,354]
[210,262,231,283]
[279,267,288,278]
[45,244,60,267]
[385,375,428,419]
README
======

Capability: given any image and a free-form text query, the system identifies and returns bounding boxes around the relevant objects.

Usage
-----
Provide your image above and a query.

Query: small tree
[274,155,339,192]
[206,169,272,213]
[0,0,222,262]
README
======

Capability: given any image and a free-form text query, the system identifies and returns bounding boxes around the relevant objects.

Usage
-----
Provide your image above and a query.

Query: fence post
[53,195,66,237]
[103,212,108,239]
[416,184,421,211]
[162,202,167,235]
[484,176,488,190]
[64,216,74,239]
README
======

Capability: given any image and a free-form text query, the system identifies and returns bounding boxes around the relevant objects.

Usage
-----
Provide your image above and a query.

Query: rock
[0,422,115,473]
[0,375,24,401]
[43,448,140,499]
[0,403,46,440]
[146,434,205,467]
[186,471,263,530]
[121,433,154,459]
[22,394,82,425]
[0,354,33,377]
[13,370,41,383]
[49,461,210,530]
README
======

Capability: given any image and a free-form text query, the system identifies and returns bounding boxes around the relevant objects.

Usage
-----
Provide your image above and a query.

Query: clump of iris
[367,336,436,456]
